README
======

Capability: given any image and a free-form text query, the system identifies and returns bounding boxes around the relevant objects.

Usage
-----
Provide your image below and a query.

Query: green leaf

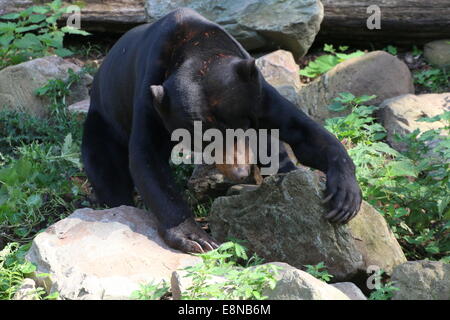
[31,6,50,14]
[437,196,450,216]
[38,31,64,48]
[26,194,42,207]
[19,7,34,18]
[328,102,347,112]
[0,13,20,20]
[0,34,14,47]
[18,261,36,274]
[28,14,47,23]
[15,24,41,33]
[425,245,440,254]
[323,44,335,53]
[61,26,91,36]
[0,22,17,33]
[387,160,418,177]
[13,33,43,49]
[45,16,58,25]
[335,92,356,103]
[55,47,74,57]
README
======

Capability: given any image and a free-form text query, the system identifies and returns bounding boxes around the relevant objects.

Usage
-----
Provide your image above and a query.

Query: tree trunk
[317,0,450,47]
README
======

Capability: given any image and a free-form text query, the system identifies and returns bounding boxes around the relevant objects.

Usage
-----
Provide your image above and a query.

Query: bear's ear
[235,58,258,81]
[150,85,168,116]
[150,85,164,105]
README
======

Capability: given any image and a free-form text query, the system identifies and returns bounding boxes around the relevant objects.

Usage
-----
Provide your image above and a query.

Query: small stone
[68,98,90,114]
[13,278,39,300]
[424,40,450,67]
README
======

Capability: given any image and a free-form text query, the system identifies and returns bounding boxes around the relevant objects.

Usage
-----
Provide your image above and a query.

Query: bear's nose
[232,167,250,181]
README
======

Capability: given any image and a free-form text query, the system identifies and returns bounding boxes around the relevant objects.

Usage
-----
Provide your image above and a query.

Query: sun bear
[81,8,362,253]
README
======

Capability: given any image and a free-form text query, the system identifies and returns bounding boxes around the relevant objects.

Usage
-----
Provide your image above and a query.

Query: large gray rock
[379,93,450,151]
[424,40,450,67]
[391,260,450,300]
[209,168,406,281]
[0,56,92,118]
[296,51,415,123]
[145,1,324,58]
[26,206,201,300]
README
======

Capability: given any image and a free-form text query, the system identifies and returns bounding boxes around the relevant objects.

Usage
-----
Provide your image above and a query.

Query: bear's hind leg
[81,111,135,207]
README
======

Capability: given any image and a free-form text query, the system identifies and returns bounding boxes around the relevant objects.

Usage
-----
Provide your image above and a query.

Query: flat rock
[296,51,414,123]
[209,168,406,282]
[391,260,450,300]
[25,206,201,300]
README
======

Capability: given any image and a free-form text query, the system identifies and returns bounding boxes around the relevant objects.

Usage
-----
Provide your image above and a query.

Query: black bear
[81,8,362,253]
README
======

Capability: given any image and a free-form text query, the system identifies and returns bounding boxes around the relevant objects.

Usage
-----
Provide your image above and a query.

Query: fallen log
[317,0,450,46]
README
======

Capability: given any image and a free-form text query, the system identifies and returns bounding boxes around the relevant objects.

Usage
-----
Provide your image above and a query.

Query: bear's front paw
[323,168,362,224]
[159,218,220,254]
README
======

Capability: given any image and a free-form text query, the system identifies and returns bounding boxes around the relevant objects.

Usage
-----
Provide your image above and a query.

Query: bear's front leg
[259,83,362,224]
[129,105,219,253]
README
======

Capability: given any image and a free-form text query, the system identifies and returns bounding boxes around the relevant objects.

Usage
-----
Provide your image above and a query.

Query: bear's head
[150,56,262,182]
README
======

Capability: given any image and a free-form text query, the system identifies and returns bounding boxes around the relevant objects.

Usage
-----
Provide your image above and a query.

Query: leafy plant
[414,68,449,93]
[0,0,90,69]
[130,281,169,300]
[0,242,35,299]
[0,70,89,244]
[0,66,86,155]
[181,241,279,300]
[304,262,333,282]
[412,45,423,58]
[0,137,84,242]
[325,93,450,261]
[0,242,58,300]
[383,45,398,56]
[368,270,399,300]
[299,44,365,78]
